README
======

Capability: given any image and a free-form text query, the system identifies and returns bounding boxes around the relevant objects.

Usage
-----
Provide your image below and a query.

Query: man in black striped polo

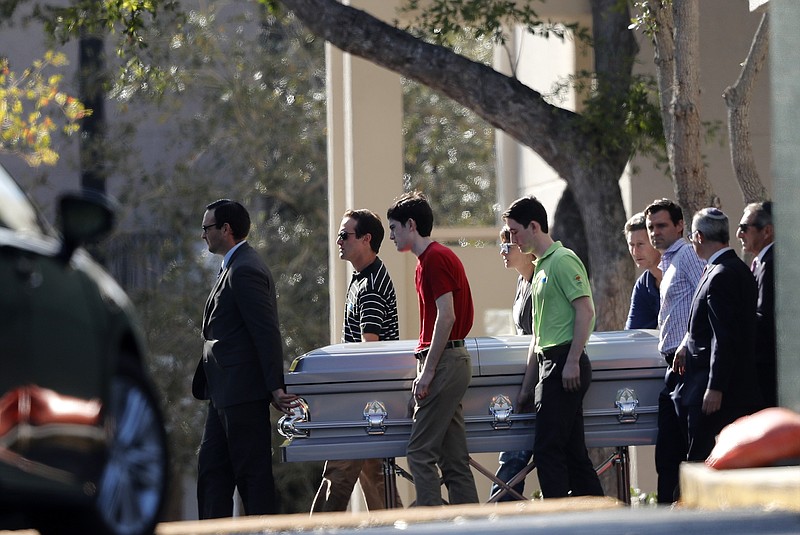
[311,209,401,512]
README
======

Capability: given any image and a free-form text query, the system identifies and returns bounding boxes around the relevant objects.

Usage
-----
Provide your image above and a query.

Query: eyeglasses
[202,222,221,233]
[499,242,512,254]
[737,223,761,233]
[689,229,700,243]
[338,230,357,241]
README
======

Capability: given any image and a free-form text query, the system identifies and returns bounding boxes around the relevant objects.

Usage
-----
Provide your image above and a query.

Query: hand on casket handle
[271,388,300,415]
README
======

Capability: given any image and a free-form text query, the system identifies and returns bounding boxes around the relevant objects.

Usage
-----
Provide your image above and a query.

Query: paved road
[154,498,800,535]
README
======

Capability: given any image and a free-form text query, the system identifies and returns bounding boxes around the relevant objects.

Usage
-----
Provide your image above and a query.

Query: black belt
[414,340,465,360]
[661,350,675,366]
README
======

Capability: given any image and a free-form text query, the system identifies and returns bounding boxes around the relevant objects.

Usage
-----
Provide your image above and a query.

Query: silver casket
[279,330,665,463]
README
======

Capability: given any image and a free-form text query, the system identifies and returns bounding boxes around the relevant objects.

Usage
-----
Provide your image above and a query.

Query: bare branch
[723,12,769,203]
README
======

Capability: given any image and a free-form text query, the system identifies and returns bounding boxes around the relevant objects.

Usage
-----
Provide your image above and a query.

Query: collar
[757,242,774,263]
[658,238,689,271]
[707,246,733,265]
[222,240,247,271]
[535,240,562,265]
[353,257,382,278]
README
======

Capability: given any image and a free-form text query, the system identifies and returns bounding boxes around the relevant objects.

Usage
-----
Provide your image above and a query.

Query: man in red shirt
[387,191,479,507]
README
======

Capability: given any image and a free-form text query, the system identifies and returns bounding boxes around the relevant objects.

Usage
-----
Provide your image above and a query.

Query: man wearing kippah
[673,207,764,462]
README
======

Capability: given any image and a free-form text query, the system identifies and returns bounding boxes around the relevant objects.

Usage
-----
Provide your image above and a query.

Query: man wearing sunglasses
[737,201,776,406]
[311,209,402,513]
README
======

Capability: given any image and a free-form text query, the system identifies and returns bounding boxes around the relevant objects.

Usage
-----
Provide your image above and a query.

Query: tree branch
[723,11,769,203]
[279,0,580,175]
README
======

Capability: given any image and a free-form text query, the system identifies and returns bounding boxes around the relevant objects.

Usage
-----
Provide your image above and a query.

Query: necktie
[751,257,758,273]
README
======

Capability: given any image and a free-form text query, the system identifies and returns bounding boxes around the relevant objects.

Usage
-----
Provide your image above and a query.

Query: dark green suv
[0,164,168,535]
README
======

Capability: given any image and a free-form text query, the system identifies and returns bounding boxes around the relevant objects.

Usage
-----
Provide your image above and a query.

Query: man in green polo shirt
[503,195,603,499]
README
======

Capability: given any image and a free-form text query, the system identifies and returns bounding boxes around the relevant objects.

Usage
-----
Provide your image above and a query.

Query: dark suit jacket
[192,242,285,408]
[682,249,761,409]
[754,244,777,405]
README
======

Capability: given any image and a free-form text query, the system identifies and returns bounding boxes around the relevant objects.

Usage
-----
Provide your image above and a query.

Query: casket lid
[285,329,663,385]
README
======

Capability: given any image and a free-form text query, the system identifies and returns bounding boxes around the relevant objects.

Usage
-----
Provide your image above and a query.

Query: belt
[414,340,465,360]
[661,350,676,366]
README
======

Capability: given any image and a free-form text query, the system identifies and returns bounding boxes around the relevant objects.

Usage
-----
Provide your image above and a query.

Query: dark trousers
[686,404,753,462]
[533,345,604,498]
[655,367,687,504]
[197,399,278,518]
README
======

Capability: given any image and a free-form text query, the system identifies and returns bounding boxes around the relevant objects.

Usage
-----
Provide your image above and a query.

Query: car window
[0,165,46,234]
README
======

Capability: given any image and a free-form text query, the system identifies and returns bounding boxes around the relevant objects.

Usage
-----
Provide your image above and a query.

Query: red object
[706,407,800,469]
[0,385,102,438]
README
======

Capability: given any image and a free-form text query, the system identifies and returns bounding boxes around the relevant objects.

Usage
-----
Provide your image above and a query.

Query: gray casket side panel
[281,330,664,462]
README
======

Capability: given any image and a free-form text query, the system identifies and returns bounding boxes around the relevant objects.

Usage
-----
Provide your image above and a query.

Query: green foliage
[629,0,671,36]
[573,70,666,167]
[27,0,180,46]
[400,0,585,48]
[402,29,497,226]
[0,52,90,166]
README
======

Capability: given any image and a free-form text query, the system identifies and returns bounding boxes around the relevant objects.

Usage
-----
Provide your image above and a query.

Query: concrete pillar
[326,2,410,342]
[770,0,800,412]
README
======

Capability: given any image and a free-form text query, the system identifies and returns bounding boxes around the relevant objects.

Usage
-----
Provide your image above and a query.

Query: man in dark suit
[192,199,298,518]
[673,207,763,462]
[737,201,776,406]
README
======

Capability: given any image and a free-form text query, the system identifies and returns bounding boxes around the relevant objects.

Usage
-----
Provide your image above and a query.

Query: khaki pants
[311,458,402,512]
[406,347,479,506]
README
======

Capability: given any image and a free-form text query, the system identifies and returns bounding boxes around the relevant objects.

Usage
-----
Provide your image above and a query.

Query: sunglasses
[737,223,761,233]
[338,230,357,241]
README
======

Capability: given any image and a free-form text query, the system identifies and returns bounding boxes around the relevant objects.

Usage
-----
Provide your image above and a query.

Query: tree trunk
[652,2,675,153]
[552,187,589,275]
[567,162,633,332]
[670,0,717,220]
[723,12,770,204]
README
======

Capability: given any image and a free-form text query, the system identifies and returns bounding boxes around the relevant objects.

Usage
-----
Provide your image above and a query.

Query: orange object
[706,407,800,469]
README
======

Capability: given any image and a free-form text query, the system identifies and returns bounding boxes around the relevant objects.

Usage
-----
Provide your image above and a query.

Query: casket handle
[615,388,639,423]
[489,394,513,430]
[363,400,388,435]
[278,398,310,438]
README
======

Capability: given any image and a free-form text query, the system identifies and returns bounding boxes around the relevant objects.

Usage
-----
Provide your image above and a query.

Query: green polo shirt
[532,241,594,352]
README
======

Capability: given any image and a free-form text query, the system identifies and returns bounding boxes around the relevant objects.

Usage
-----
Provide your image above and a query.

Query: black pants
[197,399,278,518]
[686,404,753,462]
[533,345,604,498]
[655,366,687,504]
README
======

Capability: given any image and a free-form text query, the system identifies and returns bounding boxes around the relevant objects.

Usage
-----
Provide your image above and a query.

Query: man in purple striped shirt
[644,199,704,504]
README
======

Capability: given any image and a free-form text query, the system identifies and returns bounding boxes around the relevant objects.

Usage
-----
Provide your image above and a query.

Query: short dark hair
[206,199,251,240]
[386,191,434,237]
[502,195,549,233]
[624,212,646,235]
[693,207,729,243]
[644,198,683,226]
[745,201,773,228]
[344,209,385,253]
